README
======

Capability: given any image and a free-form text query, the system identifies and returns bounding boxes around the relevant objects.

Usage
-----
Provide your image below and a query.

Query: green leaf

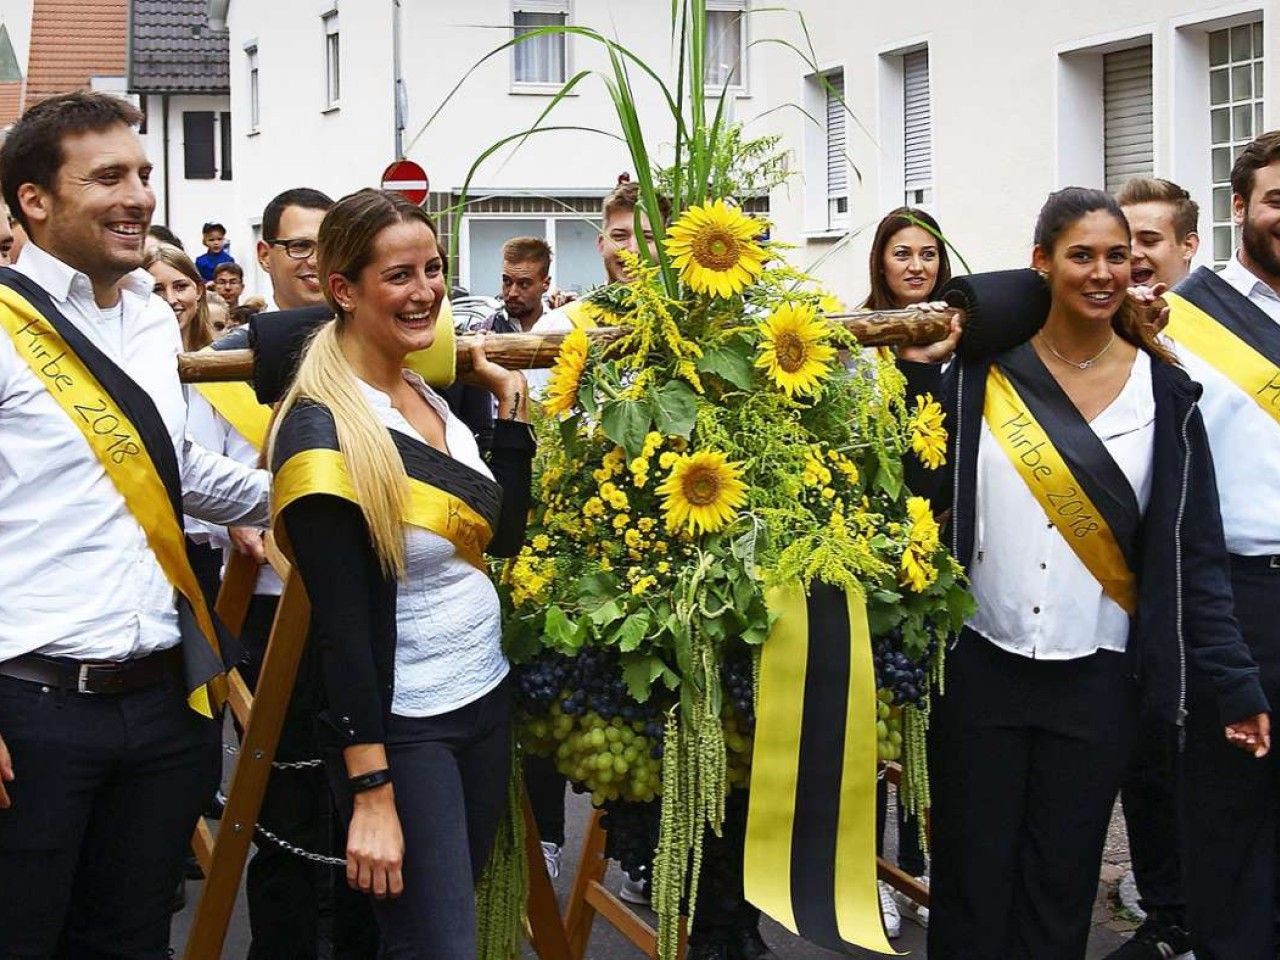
[589,599,624,629]
[544,606,585,652]
[621,653,667,703]
[557,414,584,461]
[578,378,599,418]
[616,610,652,653]
[873,452,904,499]
[578,571,621,607]
[696,340,756,391]
[947,584,977,629]
[601,398,653,459]
[650,380,699,438]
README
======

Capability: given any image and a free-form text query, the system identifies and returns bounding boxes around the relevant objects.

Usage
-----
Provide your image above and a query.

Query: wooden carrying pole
[176,307,959,382]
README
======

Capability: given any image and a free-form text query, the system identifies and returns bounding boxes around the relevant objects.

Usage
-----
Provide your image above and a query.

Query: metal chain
[223,742,325,770]
[213,790,347,867]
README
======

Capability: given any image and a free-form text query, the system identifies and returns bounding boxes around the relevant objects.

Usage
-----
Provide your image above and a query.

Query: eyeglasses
[265,238,318,260]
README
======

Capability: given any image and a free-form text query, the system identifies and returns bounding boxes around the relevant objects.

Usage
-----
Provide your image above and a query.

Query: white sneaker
[619,874,650,906]
[540,841,562,880]
[879,880,902,939]
[893,875,929,928]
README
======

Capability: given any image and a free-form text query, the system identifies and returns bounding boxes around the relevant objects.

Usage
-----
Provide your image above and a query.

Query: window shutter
[826,71,847,201]
[1103,46,1153,194]
[903,49,932,197]
[220,112,233,180]
[183,112,216,180]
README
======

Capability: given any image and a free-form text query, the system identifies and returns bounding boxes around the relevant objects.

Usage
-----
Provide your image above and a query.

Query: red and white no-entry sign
[381,159,430,205]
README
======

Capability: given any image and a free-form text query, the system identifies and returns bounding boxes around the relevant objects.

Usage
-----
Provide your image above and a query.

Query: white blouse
[357,372,509,716]
[968,351,1155,660]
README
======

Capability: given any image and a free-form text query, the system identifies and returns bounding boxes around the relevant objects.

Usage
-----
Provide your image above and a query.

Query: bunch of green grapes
[876,688,904,762]
[550,710,663,805]
[724,705,754,789]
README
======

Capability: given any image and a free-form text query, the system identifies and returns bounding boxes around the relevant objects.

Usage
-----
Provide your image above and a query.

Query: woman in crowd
[266,189,532,960]
[145,243,222,603]
[898,187,1268,959]
[864,206,953,937]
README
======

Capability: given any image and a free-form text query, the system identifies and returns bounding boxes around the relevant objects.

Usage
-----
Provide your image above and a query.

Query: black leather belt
[0,648,181,694]
[1229,553,1280,572]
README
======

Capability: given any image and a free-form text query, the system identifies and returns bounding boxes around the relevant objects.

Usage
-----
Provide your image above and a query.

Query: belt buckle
[77,663,94,693]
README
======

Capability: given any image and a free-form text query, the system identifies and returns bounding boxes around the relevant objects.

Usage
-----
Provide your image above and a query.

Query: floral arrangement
[423,3,974,955]
[500,213,971,953]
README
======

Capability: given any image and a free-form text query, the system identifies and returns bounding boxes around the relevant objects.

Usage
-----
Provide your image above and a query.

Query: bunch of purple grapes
[721,647,756,732]
[872,630,930,709]
[600,798,661,882]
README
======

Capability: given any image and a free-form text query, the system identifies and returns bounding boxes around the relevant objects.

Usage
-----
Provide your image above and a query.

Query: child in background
[195,221,235,282]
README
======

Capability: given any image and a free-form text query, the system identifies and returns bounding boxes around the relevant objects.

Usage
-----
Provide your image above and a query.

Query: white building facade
[214,0,763,299]
[753,0,1277,303]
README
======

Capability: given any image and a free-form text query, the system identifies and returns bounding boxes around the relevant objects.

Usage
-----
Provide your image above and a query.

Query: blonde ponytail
[268,319,409,579]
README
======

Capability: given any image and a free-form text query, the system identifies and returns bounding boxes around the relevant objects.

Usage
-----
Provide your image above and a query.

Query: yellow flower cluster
[909,394,948,471]
[507,553,555,606]
[629,432,663,488]
[900,496,941,592]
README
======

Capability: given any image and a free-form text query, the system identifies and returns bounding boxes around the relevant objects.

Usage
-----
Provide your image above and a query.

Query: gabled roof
[0,25,23,83]
[26,0,127,101]
[128,0,229,94]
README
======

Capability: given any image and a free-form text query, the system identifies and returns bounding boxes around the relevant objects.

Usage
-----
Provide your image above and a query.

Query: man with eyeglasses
[256,187,332,311]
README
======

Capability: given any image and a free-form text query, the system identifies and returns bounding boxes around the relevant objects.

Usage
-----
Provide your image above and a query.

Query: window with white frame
[1209,20,1264,268]
[902,48,932,207]
[246,45,259,131]
[1103,45,1154,193]
[704,1,746,91]
[512,1,568,86]
[323,11,340,109]
[825,69,849,229]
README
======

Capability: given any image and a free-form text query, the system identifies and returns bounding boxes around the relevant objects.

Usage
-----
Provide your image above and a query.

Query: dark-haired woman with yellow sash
[898,187,1270,960]
[265,189,532,960]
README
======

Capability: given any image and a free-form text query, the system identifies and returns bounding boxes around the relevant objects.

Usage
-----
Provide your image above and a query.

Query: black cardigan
[900,352,1268,728]
[281,419,534,747]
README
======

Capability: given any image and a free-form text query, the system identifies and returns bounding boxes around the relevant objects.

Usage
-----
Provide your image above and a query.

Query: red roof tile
[26,0,128,101]
[0,82,24,127]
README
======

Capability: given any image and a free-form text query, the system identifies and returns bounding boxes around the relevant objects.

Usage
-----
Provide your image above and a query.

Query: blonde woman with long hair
[266,189,531,959]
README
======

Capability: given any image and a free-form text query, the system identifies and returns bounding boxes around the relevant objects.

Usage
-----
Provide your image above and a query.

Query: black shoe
[1102,916,1193,960]
[730,923,778,960]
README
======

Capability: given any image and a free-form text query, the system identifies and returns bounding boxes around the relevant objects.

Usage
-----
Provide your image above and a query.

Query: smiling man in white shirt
[0,92,269,959]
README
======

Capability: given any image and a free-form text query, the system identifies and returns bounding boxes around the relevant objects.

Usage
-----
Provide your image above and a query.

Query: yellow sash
[272,448,494,571]
[193,379,272,450]
[1165,291,1280,428]
[0,286,225,716]
[984,366,1137,615]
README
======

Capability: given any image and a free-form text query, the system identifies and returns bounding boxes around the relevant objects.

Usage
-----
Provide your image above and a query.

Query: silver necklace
[1040,331,1116,370]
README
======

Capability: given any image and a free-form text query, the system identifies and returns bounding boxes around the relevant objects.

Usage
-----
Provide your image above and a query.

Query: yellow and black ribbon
[984,343,1140,615]
[0,269,228,716]
[270,403,500,571]
[1165,267,1280,428]
[744,580,895,954]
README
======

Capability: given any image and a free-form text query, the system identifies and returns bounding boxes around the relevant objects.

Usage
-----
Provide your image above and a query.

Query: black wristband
[348,768,393,794]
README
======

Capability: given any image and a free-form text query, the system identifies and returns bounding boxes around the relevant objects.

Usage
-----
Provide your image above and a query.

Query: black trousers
[0,672,221,959]
[329,679,513,960]
[688,788,762,947]
[1118,711,1182,918]
[523,753,566,847]
[1181,557,1280,960]
[927,631,1137,960]
[237,596,377,960]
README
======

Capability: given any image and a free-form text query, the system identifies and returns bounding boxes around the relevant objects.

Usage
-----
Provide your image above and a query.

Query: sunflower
[543,327,590,417]
[909,393,948,470]
[754,303,837,398]
[900,496,940,592]
[655,450,749,535]
[664,199,767,298]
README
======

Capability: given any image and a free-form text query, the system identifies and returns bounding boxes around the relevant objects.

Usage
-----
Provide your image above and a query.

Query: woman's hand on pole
[1225,712,1271,758]
[897,301,962,364]
[469,331,529,422]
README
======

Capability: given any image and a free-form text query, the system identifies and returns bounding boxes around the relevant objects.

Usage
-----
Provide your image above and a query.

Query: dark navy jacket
[900,351,1268,729]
